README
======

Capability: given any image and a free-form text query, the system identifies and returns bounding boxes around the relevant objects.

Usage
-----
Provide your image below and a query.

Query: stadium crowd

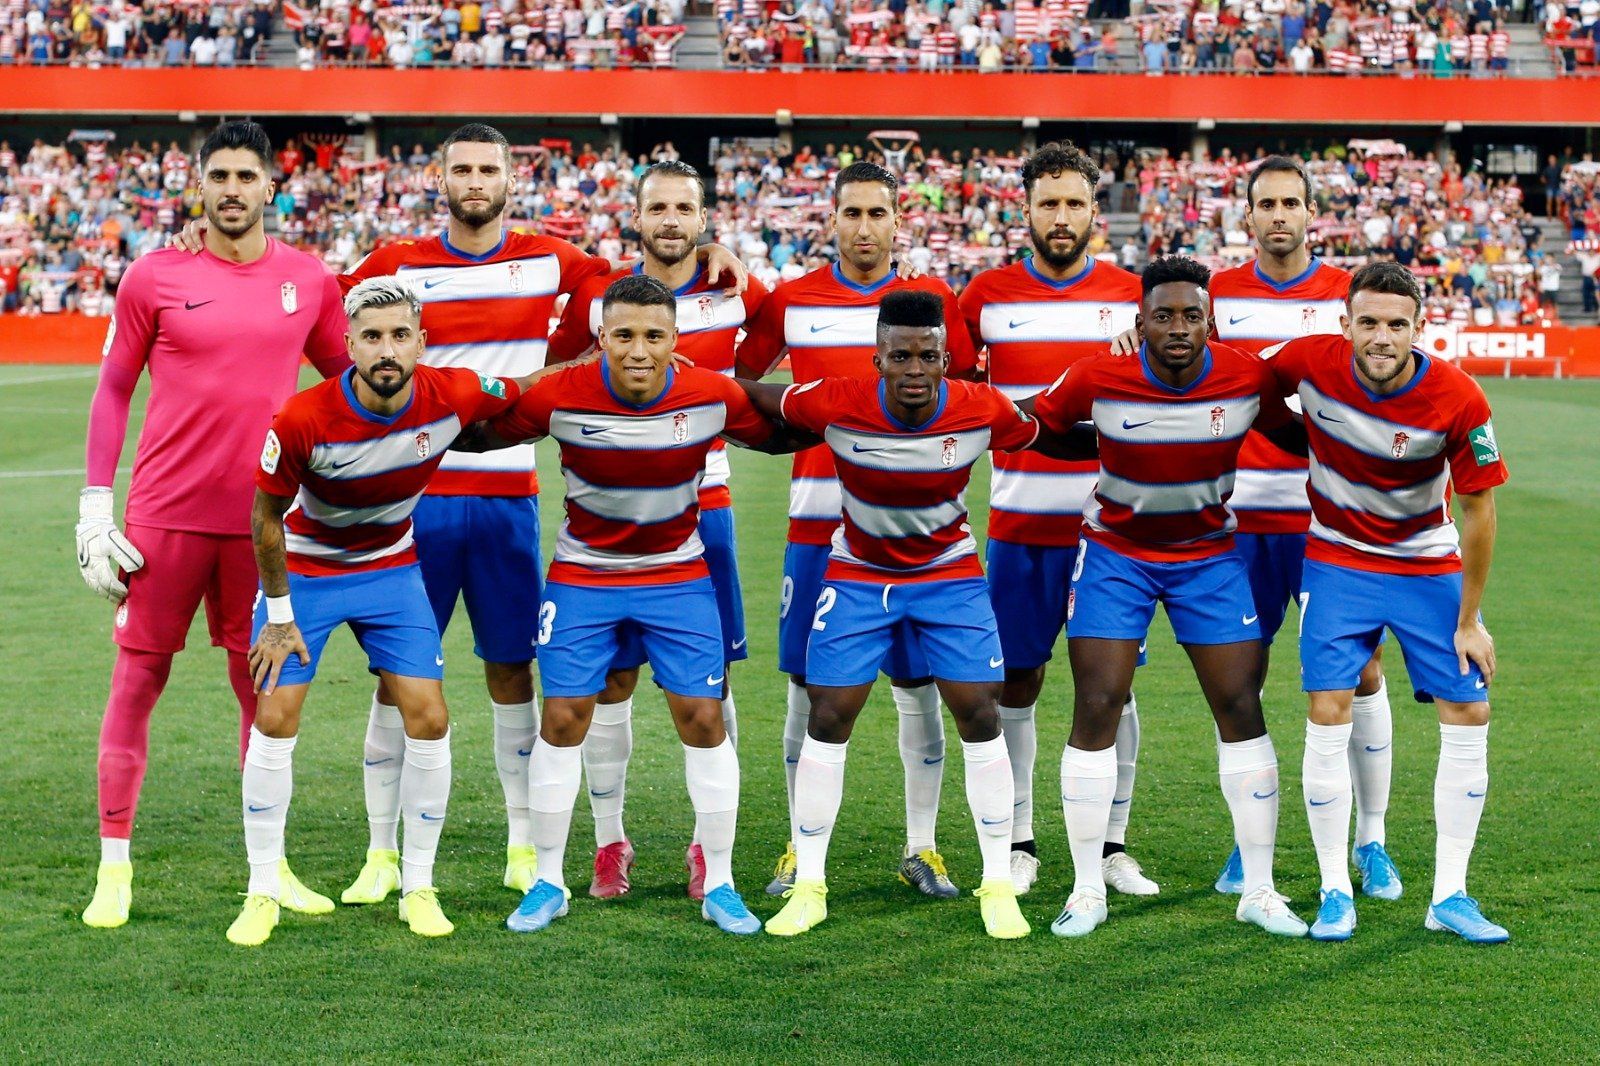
[0,0,279,66]
[0,129,1591,322]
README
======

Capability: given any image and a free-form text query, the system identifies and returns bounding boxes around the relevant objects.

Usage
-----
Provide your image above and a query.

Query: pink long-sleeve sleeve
[85,359,140,487]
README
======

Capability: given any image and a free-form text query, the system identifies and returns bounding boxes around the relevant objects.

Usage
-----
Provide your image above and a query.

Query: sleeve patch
[476,372,507,399]
[260,429,282,474]
[1469,420,1500,466]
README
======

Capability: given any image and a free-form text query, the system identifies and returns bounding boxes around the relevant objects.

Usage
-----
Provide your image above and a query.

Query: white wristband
[266,595,294,624]
[80,486,114,520]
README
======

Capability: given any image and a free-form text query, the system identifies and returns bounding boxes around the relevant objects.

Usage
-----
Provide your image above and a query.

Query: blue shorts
[611,505,747,670]
[251,565,444,688]
[411,494,541,664]
[778,541,928,680]
[1067,538,1260,646]
[538,577,724,699]
[805,576,1004,688]
[1233,532,1307,645]
[1300,560,1487,704]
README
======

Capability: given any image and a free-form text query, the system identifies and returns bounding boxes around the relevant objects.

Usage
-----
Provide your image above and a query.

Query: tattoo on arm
[251,489,295,599]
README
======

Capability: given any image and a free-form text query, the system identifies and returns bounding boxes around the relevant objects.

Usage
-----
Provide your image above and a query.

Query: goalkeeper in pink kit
[77,121,349,928]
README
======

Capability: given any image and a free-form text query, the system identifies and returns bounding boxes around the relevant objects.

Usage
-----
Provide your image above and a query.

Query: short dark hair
[1142,255,1211,296]
[197,120,272,172]
[601,273,677,318]
[439,122,511,168]
[877,289,945,331]
[1246,154,1314,210]
[640,160,705,208]
[1022,140,1100,200]
[1348,261,1423,315]
[834,160,898,203]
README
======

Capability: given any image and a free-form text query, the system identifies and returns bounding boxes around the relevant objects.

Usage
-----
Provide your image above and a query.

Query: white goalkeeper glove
[75,486,145,603]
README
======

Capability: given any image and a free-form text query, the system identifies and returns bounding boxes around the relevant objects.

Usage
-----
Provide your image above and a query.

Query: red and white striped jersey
[959,257,1141,547]
[735,264,977,545]
[780,376,1038,582]
[1034,345,1291,562]
[1267,336,1507,575]
[547,264,770,509]
[258,365,521,577]
[490,361,773,587]
[341,232,611,497]
[1210,258,1352,534]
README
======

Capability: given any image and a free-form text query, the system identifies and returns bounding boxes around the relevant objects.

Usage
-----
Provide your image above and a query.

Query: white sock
[1218,734,1280,895]
[362,696,404,852]
[100,838,130,864]
[527,738,583,889]
[243,727,296,899]
[894,682,944,852]
[1349,679,1393,848]
[962,736,1014,882]
[684,738,740,893]
[721,685,738,749]
[1061,744,1117,895]
[783,681,809,844]
[1303,721,1355,895]
[1433,722,1489,905]
[1107,693,1140,846]
[492,699,537,850]
[582,699,633,848]
[793,736,848,882]
[997,704,1036,846]
[400,731,451,895]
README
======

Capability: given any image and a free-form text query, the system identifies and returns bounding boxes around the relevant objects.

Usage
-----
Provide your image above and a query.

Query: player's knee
[674,698,726,746]
[1356,655,1385,695]
[1213,689,1266,732]
[1000,665,1046,707]
[541,701,590,746]
[1307,690,1354,725]
[1438,699,1490,727]
[404,702,450,740]
[483,659,534,704]
[601,669,639,703]
[253,701,299,739]
[806,700,854,743]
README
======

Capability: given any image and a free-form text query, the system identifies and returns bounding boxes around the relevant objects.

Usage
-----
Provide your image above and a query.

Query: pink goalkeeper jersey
[96,241,350,535]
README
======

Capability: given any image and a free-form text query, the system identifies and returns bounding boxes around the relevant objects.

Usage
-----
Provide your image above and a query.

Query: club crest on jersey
[1209,406,1226,438]
[1301,306,1317,334]
[941,436,958,467]
[1391,431,1411,459]
[281,282,297,315]
[415,431,431,459]
[508,262,524,292]
[1098,307,1114,338]
[698,295,716,328]
[673,411,689,443]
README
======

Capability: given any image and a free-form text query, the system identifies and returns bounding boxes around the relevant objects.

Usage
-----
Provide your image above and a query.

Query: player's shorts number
[1072,540,1088,583]
[811,586,838,632]
[537,601,557,646]
[779,575,794,620]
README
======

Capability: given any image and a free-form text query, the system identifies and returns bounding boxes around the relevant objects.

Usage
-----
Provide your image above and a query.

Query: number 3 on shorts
[811,586,837,632]
[1072,540,1088,583]
[537,600,557,646]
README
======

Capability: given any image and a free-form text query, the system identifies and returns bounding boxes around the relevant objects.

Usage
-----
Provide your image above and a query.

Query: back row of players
[75,120,1507,945]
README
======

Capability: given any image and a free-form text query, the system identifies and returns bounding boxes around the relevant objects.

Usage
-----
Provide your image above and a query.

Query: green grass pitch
[1,366,1597,1062]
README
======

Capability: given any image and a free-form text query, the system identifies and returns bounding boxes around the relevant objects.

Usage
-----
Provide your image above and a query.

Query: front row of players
[231,252,1507,945]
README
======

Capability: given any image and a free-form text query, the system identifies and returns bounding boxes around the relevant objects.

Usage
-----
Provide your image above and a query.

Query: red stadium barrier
[3,68,1600,124]
[8,314,1600,376]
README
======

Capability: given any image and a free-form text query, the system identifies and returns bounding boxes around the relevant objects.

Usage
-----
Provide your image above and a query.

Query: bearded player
[736,161,979,900]
[547,161,768,901]
[958,141,1152,898]
[77,121,350,930]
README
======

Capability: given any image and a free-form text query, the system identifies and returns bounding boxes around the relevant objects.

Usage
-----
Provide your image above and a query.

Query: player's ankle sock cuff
[1102,842,1125,857]
[1011,839,1037,856]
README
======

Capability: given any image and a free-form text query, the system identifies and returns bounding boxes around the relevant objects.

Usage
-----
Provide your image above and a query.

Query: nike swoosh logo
[1308,797,1336,807]
[1007,318,1037,330]
[1121,419,1154,430]
[808,322,838,334]
[1228,313,1253,325]
[420,812,444,821]
[435,656,445,666]
[707,674,725,686]
[1243,614,1259,625]
[379,777,400,788]
[247,803,278,813]
[851,443,887,453]
[589,788,616,798]
[1474,679,1487,689]
[922,756,944,765]
[731,637,747,650]
[1061,795,1098,804]
[422,277,449,289]
[516,748,532,757]
[980,816,1007,826]
[104,806,131,817]
[798,823,827,836]
[363,757,394,767]
[1316,409,1345,424]
[1252,789,1278,800]
[580,426,611,436]
[988,657,1004,669]
[1466,789,1487,798]
[184,299,214,310]
[1363,743,1391,753]
[328,458,359,469]
[785,757,800,765]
